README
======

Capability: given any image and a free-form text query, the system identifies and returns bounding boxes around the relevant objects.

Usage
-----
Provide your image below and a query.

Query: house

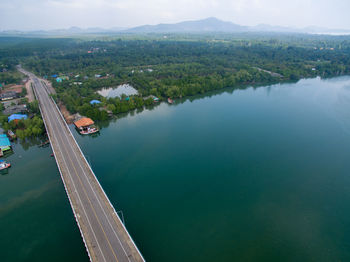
[3,104,27,116]
[73,117,99,135]
[8,114,28,122]
[0,134,11,152]
[74,117,94,129]
[95,74,102,78]
[90,100,101,105]
[56,77,63,83]
[0,91,18,101]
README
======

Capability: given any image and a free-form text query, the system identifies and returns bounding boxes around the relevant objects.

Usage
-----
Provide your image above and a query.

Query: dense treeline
[1,34,350,121]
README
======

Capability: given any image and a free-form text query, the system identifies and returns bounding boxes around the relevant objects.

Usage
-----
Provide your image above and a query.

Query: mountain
[126,17,350,35]
[127,17,248,33]
[1,18,350,36]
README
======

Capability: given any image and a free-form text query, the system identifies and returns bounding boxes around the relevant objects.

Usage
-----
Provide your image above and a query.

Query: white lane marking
[35,80,108,262]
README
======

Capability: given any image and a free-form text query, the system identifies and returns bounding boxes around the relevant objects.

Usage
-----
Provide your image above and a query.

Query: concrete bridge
[21,68,145,262]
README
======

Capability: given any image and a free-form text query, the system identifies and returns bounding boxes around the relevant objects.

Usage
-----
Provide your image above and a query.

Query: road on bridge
[20,68,145,262]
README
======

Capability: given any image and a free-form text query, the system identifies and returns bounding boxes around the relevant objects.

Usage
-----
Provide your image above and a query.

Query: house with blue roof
[8,114,27,122]
[90,100,101,105]
[0,134,11,151]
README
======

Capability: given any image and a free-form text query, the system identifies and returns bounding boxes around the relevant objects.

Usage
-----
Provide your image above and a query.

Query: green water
[2,76,350,261]
[0,141,88,261]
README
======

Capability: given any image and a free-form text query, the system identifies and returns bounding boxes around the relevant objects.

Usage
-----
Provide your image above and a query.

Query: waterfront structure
[0,134,11,152]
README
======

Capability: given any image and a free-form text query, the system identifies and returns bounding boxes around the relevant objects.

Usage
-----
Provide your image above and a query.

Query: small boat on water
[80,126,99,135]
[167,98,174,104]
[0,160,11,170]
[7,130,16,140]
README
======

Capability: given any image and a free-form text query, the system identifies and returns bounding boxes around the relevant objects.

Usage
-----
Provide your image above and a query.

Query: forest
[1,33,350,121]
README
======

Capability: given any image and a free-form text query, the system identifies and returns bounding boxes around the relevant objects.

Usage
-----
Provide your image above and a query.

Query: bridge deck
[22,69,145,262]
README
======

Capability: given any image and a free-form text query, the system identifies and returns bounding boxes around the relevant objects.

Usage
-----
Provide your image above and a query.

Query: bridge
[20,68,145,262]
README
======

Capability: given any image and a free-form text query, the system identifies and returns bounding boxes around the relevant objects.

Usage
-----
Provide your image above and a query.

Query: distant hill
[1,17,350,36]
[127,17,248,33]
[126,17,350,35]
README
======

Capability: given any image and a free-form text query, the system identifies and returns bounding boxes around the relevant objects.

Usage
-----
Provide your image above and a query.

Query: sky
[1,0,350,31]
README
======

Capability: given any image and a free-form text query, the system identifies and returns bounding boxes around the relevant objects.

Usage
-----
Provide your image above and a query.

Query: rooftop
[8,114,27,122]
[0,134,11,149]
[74,117,94,128]
[3,104,27,116]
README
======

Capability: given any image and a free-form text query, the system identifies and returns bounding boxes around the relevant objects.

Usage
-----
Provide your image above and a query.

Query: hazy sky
[1,0,350,30]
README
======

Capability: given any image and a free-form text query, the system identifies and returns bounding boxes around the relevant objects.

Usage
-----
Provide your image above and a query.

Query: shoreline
[41,73,350,126]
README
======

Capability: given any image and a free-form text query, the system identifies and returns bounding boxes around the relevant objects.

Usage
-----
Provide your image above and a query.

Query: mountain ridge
[1,17,350,36]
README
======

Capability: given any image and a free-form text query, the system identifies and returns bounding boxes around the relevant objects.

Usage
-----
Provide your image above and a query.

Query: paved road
[21,68,145,262]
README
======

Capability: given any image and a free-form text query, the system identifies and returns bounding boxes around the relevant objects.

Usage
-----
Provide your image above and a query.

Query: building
[8,114,28,122]
[74,117,94,129]
[3,104,27,116]
[0,134,11,152]
[0,91,18,101]
[74,117,99,135]
[90,100,101,105]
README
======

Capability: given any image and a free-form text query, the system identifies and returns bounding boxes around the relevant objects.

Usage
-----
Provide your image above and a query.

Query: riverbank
[52,75,310,124]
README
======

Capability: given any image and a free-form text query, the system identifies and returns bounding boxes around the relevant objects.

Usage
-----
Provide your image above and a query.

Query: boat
[167,98,173,104]
[80,126,99,135]
[7,130,16,140]
[0,160,11,170]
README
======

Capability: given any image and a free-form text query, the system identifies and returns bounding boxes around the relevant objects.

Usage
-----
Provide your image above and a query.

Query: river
[1,76,350,261]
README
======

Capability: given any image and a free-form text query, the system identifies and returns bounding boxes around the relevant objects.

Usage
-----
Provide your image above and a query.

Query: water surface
[75,76,350,261]
[2,76,350,261]
[0,141,88,262]
[97,84,138,98]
